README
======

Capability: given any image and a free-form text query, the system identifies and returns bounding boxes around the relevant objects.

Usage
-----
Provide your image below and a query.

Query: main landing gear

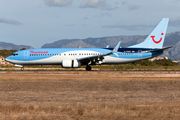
[86,65,91,71]
[21,67,24,71]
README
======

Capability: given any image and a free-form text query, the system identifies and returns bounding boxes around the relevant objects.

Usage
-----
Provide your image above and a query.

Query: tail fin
[129,18,169,49]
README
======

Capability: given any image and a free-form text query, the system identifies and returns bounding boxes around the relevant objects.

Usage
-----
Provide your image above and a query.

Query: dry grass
[1,102,180,120]
[1,71,180,119]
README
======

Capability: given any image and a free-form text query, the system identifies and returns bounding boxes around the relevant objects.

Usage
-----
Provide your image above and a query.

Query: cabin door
[24,51,28,59]
[138,50,142,58]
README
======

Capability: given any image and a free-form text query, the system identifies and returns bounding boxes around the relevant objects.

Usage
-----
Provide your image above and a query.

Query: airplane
[5,18,172,71]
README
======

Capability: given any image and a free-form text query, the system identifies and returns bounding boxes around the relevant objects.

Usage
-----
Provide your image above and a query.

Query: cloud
[80,0,107,8]
[80,0,116,10]
[103,24,154,30]
[128,5,141,11]
[44,0,73,7]
[0,17,22,25]
[120,1,140,11]
[170,17,180,26]
[83,17,89,20]
[172,0,180,2]
[63,24,75,27]
[121,1,128,6]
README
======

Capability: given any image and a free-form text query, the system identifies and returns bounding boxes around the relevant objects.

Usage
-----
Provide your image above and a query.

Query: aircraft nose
[5,57,11,62]
[5,58,9,62]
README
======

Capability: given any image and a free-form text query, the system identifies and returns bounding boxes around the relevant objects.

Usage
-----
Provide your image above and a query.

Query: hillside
[42,36,147,48]
[42,31,180,59]
[0,42,33,50]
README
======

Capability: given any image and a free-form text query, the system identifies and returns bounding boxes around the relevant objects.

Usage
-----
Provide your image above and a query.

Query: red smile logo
[151,33,164,44]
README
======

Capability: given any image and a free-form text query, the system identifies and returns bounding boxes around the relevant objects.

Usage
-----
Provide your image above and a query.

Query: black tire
[86,65,91,71]
[21,67,24,71]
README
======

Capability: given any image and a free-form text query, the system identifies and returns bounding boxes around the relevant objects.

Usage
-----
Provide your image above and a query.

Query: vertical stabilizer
[129,18,169,49]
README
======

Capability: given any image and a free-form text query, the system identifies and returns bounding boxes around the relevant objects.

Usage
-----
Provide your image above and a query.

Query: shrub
[133,59,177,66]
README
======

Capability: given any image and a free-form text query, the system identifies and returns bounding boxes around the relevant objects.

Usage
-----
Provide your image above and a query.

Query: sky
[0,0,180,48]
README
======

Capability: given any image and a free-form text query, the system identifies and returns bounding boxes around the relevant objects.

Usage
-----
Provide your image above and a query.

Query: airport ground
[0,70,180,120]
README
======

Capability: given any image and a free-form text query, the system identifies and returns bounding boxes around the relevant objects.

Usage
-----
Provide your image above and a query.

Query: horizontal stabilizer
[151,46,173,52]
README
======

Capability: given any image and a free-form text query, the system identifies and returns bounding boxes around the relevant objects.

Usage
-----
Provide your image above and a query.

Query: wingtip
[162,18,169,21]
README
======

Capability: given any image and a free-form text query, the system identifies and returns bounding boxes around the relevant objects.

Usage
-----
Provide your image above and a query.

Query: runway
[1,67,180,74]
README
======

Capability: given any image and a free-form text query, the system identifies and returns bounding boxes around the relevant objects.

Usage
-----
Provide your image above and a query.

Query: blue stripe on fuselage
[6,48,163,62]
[104,48,158,53]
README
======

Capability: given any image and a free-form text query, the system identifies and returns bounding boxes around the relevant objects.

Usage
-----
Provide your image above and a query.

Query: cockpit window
[13,54,18,56]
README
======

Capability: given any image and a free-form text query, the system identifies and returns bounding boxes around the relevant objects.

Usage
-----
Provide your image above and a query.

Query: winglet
[112,41,121,53]
[106,45,109,48]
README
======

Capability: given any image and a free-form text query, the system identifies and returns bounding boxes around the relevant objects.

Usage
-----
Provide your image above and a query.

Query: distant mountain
[0,42,33,50]
[160,31,180,59]
[42,36,147,48]
[42,31,180,59]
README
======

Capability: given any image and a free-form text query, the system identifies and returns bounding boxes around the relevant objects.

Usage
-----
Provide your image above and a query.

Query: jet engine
[62,60,81,68]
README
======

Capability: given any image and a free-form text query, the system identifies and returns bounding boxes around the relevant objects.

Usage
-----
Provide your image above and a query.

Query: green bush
[0,50,18,58]
[133,59,177,66]
[153,59,177,66]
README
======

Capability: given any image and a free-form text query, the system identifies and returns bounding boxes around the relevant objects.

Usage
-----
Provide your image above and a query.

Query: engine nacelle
[62,60,81,68]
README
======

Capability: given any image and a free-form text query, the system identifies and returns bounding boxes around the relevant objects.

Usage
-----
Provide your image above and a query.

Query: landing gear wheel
[86,65,91,71]
[21,67,24,71]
